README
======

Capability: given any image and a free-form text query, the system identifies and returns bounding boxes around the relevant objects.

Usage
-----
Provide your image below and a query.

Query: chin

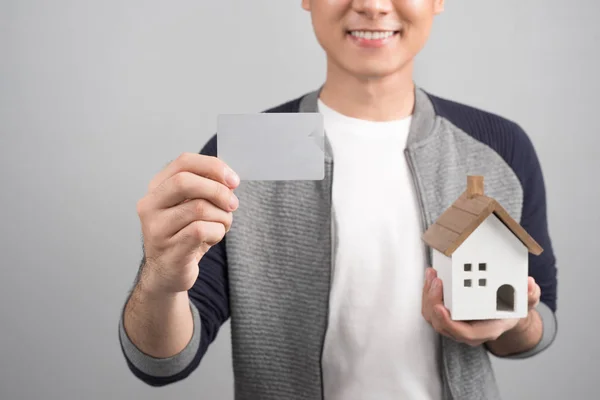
[344,61,408,80]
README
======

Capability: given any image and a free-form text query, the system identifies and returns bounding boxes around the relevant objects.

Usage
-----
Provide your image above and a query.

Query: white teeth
[350,30,396,40]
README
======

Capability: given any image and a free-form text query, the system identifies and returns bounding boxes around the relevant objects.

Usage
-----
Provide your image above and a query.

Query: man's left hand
[422,267,540,347]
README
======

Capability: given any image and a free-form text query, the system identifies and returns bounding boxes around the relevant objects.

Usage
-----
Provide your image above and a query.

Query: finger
[148,152,240,193]
[423,267,437,293]
[422,268,437,321]
[423,276,444,322]
[427,276,444,305]
[153,171,238,211]
[170,220,227,254]
[154,198,233,239]
[432,305,494,346]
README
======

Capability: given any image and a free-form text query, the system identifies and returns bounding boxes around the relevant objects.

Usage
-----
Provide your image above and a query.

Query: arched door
[496,284,515,311]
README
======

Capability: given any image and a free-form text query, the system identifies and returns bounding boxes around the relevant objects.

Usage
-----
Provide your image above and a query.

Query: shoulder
[263,96,304,113]
[199,95,304,157]
[424,90,537,171]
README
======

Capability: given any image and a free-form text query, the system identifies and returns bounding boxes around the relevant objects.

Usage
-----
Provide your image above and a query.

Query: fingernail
[229,193,239,210]
[425,269,433,281]
[225,167,240,187]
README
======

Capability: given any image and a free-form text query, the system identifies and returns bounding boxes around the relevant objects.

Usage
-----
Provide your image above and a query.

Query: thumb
[527,276,535,292]
[527,277,540,308]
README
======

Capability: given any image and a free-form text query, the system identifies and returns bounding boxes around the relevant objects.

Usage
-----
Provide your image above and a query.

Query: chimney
[467,175,484,198]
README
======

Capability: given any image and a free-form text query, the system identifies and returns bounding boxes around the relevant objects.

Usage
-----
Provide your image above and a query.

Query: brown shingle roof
[422,176,543,257]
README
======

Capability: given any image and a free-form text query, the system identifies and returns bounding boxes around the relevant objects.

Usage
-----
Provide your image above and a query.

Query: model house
[422,176,543,321]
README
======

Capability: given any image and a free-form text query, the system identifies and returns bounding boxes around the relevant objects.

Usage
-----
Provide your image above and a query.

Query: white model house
[422,176,543,321]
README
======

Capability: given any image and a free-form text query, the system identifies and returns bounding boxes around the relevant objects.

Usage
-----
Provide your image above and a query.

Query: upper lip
[347,28,400,32]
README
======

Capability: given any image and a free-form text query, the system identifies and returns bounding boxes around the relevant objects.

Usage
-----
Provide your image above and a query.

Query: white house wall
[432,249,453,313]
[451,214,528,320]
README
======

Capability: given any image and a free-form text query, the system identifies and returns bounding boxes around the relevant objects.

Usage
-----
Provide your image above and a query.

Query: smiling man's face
[302,0,445,80]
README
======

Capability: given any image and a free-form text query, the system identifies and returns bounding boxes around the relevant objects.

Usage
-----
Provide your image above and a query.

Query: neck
[319,60,416,122]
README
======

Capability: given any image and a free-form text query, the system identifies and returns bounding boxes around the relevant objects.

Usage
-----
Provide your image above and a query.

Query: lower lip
[347,32,399,48]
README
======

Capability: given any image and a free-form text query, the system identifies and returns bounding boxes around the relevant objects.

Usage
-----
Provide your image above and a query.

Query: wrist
[510,309,537,334]
[127,277,191,326]
[136,260,182,301]
[486,309,542,357]
[136,282,184,304]
[135,279,185,306]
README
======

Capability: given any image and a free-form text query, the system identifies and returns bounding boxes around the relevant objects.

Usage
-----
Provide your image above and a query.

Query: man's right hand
[136,152,240,296]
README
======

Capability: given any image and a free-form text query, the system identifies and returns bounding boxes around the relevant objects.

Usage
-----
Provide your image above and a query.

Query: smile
[346,30,400,48]
[348,30,398,40]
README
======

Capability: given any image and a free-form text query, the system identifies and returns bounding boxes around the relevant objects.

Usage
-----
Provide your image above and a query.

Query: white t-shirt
[318,99,443,400]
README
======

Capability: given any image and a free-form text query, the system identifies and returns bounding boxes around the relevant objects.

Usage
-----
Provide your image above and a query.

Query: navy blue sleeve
[509,126,557,312]
[189,134,231,359]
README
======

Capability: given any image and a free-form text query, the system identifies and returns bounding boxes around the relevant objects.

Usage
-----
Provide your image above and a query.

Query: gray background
[0,1,594,399]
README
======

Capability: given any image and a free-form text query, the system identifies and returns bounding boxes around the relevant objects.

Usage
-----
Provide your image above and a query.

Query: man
[119,1,558,399]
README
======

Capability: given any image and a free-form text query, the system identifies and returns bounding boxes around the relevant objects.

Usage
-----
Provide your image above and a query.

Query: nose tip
[352,0,393,18]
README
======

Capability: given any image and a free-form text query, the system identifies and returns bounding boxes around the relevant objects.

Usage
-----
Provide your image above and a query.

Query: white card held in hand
[217,113,325,181]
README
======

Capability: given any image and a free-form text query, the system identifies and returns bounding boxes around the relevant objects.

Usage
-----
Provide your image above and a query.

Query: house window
[464,263,472,271]
[479,263,487,271]
[479,279,487,287]
[464,279,472,287]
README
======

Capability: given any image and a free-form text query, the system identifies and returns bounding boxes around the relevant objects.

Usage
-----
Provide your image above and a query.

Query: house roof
[422,176,543,257]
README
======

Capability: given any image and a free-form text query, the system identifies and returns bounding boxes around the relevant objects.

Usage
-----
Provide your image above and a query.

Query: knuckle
[193,221,206,241]
[136,197,147,217]
[176,152,193,166]
[172,171,190,191]
[194,199,208,220]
